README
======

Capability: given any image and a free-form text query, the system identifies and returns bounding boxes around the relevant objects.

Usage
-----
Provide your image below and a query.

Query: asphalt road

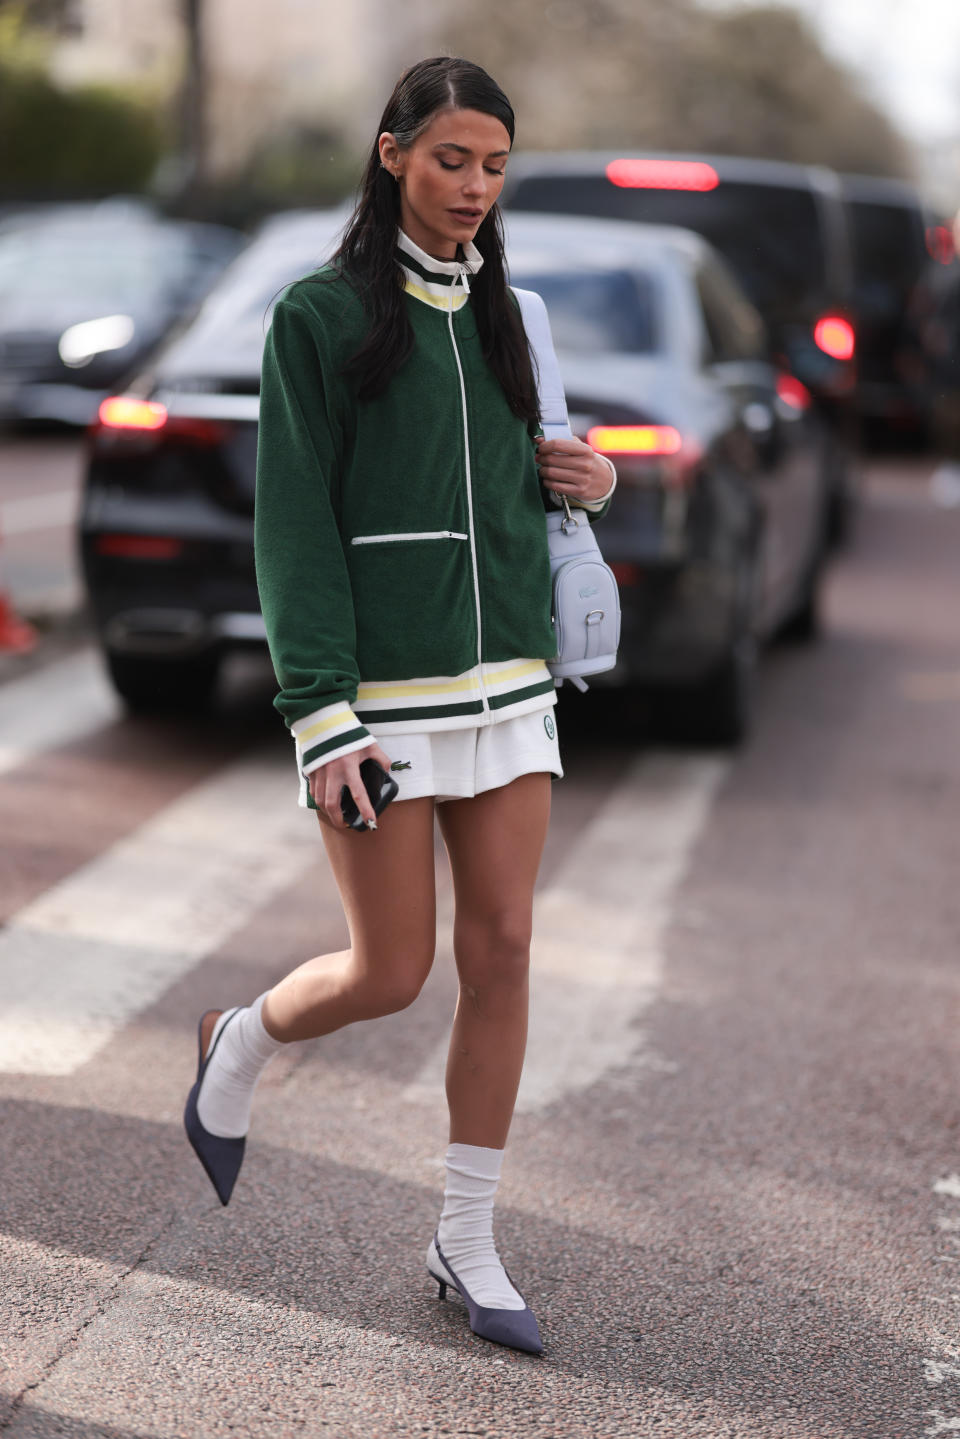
[1,441,960,1438]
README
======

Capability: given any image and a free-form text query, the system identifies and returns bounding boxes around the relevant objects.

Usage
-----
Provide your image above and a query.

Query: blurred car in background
[840,173,935,446]
[0,200,243,427]
[80,209,829,743]
[502,150,859,542]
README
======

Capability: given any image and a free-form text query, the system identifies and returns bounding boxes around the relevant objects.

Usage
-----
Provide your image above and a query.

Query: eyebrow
[434,142,510,159]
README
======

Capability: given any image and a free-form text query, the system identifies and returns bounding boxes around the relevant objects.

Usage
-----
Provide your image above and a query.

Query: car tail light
[776,373,812,411]
[926,225,955,265]
[98,397,168,430]
[587,424,683,455]
[813,315,855,361]
[95,535,184,560]
[606,159,719,192]
[95,396,230,447]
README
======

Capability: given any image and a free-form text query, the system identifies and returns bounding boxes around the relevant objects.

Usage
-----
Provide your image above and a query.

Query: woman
[184,56,615,1356]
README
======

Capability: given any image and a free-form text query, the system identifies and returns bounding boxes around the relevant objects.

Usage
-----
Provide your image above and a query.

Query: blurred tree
[667,6,914,176]
[425,0,914,177]
[0,5,164,196]
[0,0,74,27]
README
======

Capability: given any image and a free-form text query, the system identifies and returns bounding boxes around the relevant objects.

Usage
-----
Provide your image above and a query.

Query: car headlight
[58,315,136,368]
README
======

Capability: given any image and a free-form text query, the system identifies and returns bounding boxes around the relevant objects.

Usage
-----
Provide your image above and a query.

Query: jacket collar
[396,229,483,311]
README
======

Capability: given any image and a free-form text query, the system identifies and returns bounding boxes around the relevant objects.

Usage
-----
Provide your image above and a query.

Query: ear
[378,132,403,180]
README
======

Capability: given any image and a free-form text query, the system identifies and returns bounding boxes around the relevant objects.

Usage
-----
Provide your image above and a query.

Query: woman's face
[378,107,511,260]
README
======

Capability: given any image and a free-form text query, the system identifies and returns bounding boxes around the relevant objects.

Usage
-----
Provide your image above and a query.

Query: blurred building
[45,0,438,178]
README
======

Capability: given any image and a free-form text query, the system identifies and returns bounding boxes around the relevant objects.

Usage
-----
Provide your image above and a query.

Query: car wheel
[105,650,221,713]
[688,628,757,746]
[654,617,757,749]
[823,433,857,549]
[778,562,822,644]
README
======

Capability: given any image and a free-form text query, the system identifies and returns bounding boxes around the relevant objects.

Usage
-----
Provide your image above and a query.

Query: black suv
[503,150,858,539]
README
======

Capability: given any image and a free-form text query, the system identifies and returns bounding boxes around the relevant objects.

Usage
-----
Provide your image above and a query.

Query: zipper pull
[458,264,471,296]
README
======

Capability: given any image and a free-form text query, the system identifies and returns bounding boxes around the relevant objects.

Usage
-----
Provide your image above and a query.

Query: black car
[0,201,244,426]
[81,210,829,743]
[502,150,858,541]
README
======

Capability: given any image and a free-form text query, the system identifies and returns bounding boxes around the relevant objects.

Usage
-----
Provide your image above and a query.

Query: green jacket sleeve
[255,294,374,774]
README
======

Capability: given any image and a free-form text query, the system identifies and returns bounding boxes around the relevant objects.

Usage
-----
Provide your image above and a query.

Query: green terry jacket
[254,228,612,784]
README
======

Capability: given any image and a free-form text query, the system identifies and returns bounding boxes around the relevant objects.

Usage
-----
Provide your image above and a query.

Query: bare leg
[262,796,438,1042]
[437,772,552,1148]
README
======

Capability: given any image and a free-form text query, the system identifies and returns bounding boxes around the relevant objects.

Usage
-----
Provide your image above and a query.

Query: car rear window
[509,268,657,353]
[508,175,829,323]
[0,227,194,307]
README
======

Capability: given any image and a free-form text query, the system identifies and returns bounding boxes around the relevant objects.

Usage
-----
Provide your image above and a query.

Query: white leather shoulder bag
[512,286,621,691]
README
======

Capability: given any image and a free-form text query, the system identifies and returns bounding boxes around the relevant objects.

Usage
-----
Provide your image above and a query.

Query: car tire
[823,433,858,550]
[688,627,757,747]
[655,588,758,749]
[105,650,221,714]
[778,563,822,644]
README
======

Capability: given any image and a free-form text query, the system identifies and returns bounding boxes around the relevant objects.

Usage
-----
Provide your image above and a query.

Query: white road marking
[0,648,120,775]
[1,488,78,535]
[925,1177,960,1436]
[404,752,728,1112]
[0,750,312,1074]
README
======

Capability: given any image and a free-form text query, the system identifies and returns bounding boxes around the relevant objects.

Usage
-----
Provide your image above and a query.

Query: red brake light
[587,424,683,456]
[98,397,168,430]
[813,316,855,361]
[926,225,955,266]
[606,159,720,192]
[776,374,812,411]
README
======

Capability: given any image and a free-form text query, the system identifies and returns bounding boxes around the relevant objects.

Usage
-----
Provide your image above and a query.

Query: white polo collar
[396,229,483,311]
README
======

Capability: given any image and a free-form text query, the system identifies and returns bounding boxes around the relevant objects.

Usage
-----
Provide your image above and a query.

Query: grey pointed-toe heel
[427,1233,543,1355]
[183,1007,246,1206]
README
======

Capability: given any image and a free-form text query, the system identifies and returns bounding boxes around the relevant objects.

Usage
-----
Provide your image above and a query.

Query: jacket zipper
[448,265,489,718]
[351,530,468,545]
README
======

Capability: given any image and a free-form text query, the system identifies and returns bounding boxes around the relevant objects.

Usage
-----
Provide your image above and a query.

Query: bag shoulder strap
[511,286,572,441]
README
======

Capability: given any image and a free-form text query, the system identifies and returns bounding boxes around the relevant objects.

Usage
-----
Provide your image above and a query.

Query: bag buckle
[560,494,580,534]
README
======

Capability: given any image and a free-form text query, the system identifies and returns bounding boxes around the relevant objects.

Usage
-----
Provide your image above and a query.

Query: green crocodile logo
[390,760,412,771]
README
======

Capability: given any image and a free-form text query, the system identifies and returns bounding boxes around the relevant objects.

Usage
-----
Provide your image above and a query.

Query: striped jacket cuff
[292,700,375,774]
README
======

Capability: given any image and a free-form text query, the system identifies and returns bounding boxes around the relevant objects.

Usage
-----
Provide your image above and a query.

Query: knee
[454,910,532,991]
[357,950,434,1018]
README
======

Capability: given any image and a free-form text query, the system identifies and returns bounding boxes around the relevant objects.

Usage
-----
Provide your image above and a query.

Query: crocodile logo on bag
[544,715,556,741]
[579,584,599,599]
[390,760,412,771]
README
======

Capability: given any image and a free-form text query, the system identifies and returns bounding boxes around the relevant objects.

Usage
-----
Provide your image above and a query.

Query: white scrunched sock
[433,1142,526,1311]
[195,993,285,1139]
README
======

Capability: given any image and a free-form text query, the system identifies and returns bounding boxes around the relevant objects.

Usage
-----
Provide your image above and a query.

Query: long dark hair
[329,56,538,423]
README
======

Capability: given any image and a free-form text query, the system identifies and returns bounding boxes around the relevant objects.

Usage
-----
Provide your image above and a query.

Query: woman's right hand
[308,742,394,830]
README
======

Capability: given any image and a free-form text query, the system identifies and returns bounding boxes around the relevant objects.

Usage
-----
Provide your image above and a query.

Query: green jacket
[255,229,607,780]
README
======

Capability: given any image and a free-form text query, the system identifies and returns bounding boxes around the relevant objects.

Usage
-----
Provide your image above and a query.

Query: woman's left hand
[535,435,613,505]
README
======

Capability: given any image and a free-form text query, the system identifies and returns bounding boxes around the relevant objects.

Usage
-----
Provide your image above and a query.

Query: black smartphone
[340,757,400,831]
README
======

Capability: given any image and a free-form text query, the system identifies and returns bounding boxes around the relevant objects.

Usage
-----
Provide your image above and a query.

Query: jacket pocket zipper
[350,531,468,545]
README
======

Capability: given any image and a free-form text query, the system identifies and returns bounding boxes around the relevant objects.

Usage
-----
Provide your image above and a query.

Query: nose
[462,165,484,198]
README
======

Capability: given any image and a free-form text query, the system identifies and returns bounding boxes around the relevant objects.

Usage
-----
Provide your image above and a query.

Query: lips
[449,209,482,222]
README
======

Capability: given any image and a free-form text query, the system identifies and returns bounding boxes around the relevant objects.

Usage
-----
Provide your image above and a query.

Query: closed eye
[439,160,506,176]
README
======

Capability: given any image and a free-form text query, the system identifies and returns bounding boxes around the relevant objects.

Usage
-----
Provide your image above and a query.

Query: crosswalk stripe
[0,649,119,776]
[404,752,728,1112]
[0,750,312,1075]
